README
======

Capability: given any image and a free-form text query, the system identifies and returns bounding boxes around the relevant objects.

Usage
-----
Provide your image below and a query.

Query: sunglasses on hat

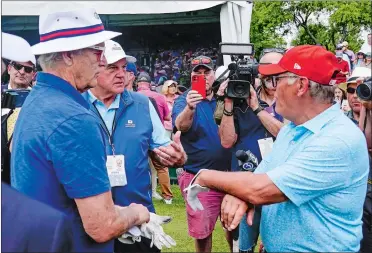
[346,87,357,94]
[191,57,212,66]
[11,62,35,74]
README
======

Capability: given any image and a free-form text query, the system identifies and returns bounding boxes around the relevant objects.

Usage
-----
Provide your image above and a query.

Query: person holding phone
[172,56,233,253]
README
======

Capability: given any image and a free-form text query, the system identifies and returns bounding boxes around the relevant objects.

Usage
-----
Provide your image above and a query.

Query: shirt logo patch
[294,63,301,70]
[125,120,135,128]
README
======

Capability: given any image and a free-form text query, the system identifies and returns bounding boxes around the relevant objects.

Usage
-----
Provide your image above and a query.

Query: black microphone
[236,150,258,172]
[228,62,237,71]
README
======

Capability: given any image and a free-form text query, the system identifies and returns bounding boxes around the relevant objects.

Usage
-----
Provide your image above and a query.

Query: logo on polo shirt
[125,120,135,128]
[294,63,301,70]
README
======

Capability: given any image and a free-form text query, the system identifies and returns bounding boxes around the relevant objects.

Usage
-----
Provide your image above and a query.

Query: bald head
[259,52,283,65]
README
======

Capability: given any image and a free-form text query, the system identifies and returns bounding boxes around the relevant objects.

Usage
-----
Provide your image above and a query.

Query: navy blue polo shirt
[11,72,112,252]
[172,90,232,174]
[231,102,267,171]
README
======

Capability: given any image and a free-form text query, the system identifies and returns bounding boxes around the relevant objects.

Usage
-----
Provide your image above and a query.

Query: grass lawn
[153,184,261,252]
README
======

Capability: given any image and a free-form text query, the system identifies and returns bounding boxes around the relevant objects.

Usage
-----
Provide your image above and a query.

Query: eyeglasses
[11,62,34,74]
[87,45,105,62]
[346,87,356,94]
[191,57,212,66]
[272,75,299,87]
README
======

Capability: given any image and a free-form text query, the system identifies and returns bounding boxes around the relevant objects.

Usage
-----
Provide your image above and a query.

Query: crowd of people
[1,6,372,253]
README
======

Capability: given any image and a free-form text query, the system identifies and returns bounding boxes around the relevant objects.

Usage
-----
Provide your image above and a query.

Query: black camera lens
[356,79,372,101]
[234,83,246,95]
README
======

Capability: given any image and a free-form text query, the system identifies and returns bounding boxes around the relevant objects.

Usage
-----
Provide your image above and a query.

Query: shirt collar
[298,103,341,134]
[87,90,120,110]
[7,83,32,90]
[36,72,90,109]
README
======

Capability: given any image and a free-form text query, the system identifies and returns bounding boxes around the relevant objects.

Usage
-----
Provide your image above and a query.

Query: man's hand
[216,79,229,97]
[247,85,259,111]
[183,169,209,211]
[128,203,150,224]
[140,213,176,250]
[220,194,249,231]
[153,131,187,167]
[187,90,203,110]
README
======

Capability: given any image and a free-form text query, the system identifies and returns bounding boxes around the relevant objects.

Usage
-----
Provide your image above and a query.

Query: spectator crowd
[1,6,372,253]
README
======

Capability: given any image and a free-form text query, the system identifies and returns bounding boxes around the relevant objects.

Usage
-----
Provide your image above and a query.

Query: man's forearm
[219,100,237,148]
[197,170,287,205]
[175,106,195,132]
[256,110,284,137]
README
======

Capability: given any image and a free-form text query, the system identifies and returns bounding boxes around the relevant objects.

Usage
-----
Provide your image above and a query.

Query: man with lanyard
[172,56,233,253]
[217,50,285,252]
[184,45,369,252]
[11,8,151,252]
[82,39,185,253]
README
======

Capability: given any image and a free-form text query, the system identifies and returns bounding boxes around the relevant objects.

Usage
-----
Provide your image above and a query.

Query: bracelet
[253,106,263,115]
[223,108,234,116]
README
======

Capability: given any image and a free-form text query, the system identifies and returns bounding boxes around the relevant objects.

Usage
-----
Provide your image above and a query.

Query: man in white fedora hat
[11,8,150,252]
[82,39,185,252]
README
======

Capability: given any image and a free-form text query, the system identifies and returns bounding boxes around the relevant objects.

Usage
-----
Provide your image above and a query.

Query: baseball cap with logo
[258,45,339,86]
[137,72,151,83]
[104,40,136,64]
[191,56,214,72]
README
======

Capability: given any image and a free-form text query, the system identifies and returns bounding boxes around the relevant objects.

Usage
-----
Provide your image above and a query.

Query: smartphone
[191,74,206,99]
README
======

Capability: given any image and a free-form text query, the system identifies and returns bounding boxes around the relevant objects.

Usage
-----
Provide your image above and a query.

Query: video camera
[214,43,259,99]
[357,77,372,102]
[1,89,30,109]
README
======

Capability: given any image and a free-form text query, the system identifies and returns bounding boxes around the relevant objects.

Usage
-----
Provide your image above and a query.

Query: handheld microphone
[236,150,258,172]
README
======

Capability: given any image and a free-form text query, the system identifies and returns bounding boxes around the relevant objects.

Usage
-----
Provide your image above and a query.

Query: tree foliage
[250,0,371,54]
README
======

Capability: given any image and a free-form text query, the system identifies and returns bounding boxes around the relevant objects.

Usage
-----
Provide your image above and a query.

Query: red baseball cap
[258,45,339,86]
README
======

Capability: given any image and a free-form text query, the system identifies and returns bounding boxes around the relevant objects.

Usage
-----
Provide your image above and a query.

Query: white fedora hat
[2,32,36,65]
[31,8,121,55]
[104,40,136,64]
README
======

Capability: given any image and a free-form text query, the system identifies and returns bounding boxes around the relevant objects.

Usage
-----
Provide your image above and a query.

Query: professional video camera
[214,43,259,99]
[357,77,372,101]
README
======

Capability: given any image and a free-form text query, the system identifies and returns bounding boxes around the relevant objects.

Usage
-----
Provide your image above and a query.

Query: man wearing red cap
[183,45,369,252]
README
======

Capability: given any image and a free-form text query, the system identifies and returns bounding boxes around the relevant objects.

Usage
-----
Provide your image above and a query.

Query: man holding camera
[217,50,285,252]
[185,45,369,252]
[172,56,233,253]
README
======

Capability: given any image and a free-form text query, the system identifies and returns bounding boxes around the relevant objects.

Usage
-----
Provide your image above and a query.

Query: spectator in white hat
[1,32,36,91]
[11,8,150,252]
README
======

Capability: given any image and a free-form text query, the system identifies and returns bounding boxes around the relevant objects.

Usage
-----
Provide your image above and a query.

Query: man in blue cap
[125,62,137,91]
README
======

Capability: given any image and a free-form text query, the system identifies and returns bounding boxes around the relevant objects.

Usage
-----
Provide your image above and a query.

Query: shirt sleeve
[149,100,171,150]
[161,95,170,121]
[266,136,359,207]
[171,92,198,134]
[47,114,110,199]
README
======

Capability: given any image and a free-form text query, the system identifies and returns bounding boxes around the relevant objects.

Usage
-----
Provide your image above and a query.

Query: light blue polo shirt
[87,91,170,149]
[254,103,369,252]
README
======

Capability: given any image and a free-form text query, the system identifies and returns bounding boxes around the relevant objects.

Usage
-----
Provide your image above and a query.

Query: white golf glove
[183,169,209,211]
[118,226,142,244]
[140,212,176,250]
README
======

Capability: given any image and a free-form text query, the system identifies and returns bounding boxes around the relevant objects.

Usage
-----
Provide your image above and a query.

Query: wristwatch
[253,106,264,115]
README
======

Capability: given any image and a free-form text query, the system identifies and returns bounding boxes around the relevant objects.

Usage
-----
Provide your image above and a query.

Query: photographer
[217,50,285,252]
[1,33,36,184]
[354,77,371,253]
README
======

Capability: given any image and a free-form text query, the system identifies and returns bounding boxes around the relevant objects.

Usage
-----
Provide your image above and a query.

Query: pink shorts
[178,170,225,239]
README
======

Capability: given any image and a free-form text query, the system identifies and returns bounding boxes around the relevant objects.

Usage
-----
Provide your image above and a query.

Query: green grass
[153,185,231,252]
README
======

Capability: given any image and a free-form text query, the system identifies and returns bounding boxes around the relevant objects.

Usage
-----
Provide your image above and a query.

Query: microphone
[236,149,258,172]
[228,62,237,71]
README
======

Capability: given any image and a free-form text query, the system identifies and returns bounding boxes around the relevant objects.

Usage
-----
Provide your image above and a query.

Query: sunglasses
[346,87,356,94]
[11,62,34,74]
[191,57,212,66]
[87,45,105,62]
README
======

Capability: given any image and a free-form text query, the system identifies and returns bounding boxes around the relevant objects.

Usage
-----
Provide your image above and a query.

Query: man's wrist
[187,104,195,111]
[253,105,264,115]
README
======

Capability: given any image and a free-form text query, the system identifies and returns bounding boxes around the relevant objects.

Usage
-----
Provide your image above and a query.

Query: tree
[250,1,290,58]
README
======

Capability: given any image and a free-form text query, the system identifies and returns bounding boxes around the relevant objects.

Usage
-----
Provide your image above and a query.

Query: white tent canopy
[2,1,253,64]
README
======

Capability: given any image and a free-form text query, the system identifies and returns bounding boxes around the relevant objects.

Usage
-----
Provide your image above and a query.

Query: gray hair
[287,75,335,104]
[38,49,84,70]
